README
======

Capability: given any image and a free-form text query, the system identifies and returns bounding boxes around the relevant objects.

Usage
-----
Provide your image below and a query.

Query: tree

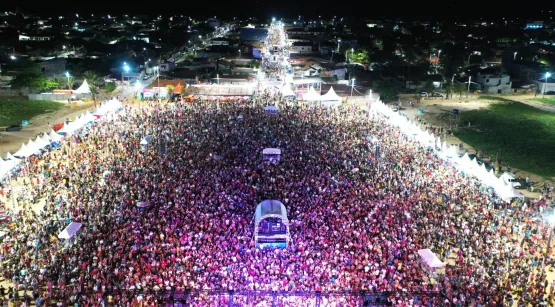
[348,49,370,64]
[453,82,465,98]
[9,71,59,92]
[442,82,453,99]
[83,71,101,99]
[424,80,436,96]
[66,76,75,90]
[180,85,189,96]
[374,80,401,102]
[105,82,116,92]
[166,85,175,99]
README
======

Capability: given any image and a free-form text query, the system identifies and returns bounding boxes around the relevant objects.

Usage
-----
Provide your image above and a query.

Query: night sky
[0,0,551,19]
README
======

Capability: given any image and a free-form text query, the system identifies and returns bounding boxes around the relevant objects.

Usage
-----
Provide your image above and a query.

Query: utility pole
[467,76,471,98]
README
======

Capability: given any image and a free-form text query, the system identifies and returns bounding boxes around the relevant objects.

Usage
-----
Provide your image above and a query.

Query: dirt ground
[0,100,95,158]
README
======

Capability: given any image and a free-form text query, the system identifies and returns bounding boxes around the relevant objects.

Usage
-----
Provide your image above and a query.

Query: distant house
[38,58,66,77]
[290,42,313,54]
[476,71,512,94]
[19,34,54,41]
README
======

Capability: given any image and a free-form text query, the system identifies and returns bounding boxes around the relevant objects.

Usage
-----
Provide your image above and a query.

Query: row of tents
[0,99,123,181]
[373,101,523,202]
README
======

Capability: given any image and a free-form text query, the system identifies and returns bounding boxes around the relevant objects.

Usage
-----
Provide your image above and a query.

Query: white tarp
[418,249,444,268]
[264,105,279,115]
[263,148,281,161]
[58,222,83,239]
[140,136,153,145]
[74,79,91,94]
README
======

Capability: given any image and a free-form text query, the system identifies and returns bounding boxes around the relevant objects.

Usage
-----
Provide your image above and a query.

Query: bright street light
[514,52,518,60]
[10,55,16,60]
[543,72,552,98]
[350,78,356,97]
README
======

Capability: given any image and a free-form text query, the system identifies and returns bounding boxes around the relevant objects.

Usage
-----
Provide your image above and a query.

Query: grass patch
[477,95,514,103]
[0,96,64,127]
[455,101,555,177]
[531,97,555,106]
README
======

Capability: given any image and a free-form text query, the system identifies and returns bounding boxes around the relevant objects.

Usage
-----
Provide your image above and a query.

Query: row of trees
[9,61,105,98]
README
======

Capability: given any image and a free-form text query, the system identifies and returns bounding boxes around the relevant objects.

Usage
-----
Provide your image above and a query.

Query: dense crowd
[0,98,553,307]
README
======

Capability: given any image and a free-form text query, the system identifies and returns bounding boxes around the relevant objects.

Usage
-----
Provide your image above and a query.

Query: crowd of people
[0,21,554,307]
[0,97,553,307]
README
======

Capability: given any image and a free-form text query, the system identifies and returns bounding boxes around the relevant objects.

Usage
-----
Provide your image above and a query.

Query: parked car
[419,91,428,97]
[545,91,555,95]
[431,92,445,98]
[5,125,22,132]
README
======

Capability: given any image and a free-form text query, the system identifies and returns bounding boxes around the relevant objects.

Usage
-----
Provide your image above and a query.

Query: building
[290,42,313,54]
[291,76,323,99]
[139,79,187,99]
[38,58,66,77]
[476,71,512,94]
[160,59,177,72]
[533,75,555,94]
[207,18,220,29]
[19,34,54,41]
[525,21,544,29]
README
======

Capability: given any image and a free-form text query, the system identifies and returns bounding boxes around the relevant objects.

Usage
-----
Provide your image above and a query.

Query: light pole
[451,74,457,83]
[543,72,551,98]
[350,78,355,97]
[346,48,353,64]
[467,76,471,97]
[437,50,441,61]
[542,214,555,271]
[65,71,71,90]
[122,62,130,85]
[514,52,518,60]
[337,39,341,52]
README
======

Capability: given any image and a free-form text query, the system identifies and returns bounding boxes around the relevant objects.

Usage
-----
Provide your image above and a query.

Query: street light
[350,78,356,97]
[65,71,71,90]
[10,55,16,60]
[543,72,551,98]
[514,52,518,60]
[122,63,130,85]
[346,48,354,64]
[337,39,341,52]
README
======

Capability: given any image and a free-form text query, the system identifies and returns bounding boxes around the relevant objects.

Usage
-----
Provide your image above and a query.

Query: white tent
[281,85,296,97]
[5,152,20,161]
[58,222,83,239]
[74,80,91,94]
[140,136,152,145]
[302,87,321,101]
[34,136,49,149]
[417,249,445,272]
[58,122,76,135]
[49,130,63,142]
[14,144,34,158]
[320,86,342,102]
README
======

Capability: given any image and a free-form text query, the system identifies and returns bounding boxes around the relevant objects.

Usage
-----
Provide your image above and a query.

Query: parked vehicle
[431,92,445,98]
[5,125,22,132]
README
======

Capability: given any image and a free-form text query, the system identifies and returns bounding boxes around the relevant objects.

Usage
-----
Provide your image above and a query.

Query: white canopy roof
[255,200,288,225]
[140,136,152,145]
[14,144,34,158]
[263,148,281,155]
[302,87,321,101]
[49,130,63,142]
[281,85,296,97]
[418,249,445,268]
[34,136,49,149]
[58,222,83,239]
[320,86,342,102]
[74,79,91,94]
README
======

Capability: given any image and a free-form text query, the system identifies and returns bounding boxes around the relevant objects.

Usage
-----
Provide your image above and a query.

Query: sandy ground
[393,94,551,197]
[0,101,95,158]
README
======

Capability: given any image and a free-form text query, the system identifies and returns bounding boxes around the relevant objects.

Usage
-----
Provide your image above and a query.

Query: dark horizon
[1,0,552,20]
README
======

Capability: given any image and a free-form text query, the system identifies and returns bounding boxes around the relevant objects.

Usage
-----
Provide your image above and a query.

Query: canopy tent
[281,85,296,97]
[302,87,321,101]
[74,80,91,94]
[34,135,50,149]
[140,136,153,145]
[254,200,291,248]
[264,105,279,115]
[417,249,445,274]
[320,86,342,102]
[49,130,63,141]
[5,152,20,161]
[0,158,17,180]
[58,222,83,239]
[262,148,281,162]
[14,144,37,158]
